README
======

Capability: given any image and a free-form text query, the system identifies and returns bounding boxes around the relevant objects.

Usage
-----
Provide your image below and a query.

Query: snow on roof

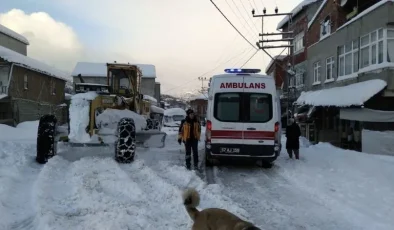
[296,79,387,107]
[0,24,29,45]
[265,55,287,73]
[190,93,208,101]
[0,94,8,100]
[307,0,327,29]
[0,45,70,81]
[72,62,156,78]
[143,94,157,103]
[337,0,394,31]
[277,0,320,30]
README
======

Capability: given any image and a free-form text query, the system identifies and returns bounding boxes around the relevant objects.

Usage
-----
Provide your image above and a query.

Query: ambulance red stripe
[210,130,275,140]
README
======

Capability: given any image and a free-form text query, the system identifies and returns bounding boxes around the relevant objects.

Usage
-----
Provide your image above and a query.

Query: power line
[232,46,255,67]
[224,0,257,41]
[230,0,258,34]
[240,49,259,68]
[239,0,260,33]
[210,0,257,50]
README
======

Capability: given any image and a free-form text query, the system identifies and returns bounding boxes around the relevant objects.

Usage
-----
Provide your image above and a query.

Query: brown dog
[182,188,261,230]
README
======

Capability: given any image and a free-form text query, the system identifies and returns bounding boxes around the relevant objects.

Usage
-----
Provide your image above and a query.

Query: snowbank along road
[0,122,394,230]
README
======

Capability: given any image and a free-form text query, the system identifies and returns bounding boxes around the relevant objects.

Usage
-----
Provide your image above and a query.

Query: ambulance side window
[214,93,240,122]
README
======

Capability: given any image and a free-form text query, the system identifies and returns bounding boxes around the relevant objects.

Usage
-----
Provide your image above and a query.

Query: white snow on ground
[0,121,38,142]
[0,122,394,229]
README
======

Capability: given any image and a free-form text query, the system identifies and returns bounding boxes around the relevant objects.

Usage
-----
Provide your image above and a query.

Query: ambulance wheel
[36,114,58,164]
[260,160,273,169]
[115,117,136,163]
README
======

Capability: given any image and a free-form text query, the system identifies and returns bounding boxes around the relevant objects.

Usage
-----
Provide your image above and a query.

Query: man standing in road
[286,118,301,159]
[178,109,201,170]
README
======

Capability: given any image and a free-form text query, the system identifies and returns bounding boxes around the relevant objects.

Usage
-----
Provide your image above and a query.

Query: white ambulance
[205,68,282,167]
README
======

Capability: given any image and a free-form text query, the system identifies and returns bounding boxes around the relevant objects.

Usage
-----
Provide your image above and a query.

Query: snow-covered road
[1,123,394,230]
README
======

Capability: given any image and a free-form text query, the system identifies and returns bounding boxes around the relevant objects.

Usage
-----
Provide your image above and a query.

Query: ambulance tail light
[274,122,279,133]
[274,122,280,152]
[206,120,212,142]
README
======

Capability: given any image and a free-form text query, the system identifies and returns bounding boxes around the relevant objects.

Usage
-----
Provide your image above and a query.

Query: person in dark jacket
[178,109,201,170]
[286,118,301,159]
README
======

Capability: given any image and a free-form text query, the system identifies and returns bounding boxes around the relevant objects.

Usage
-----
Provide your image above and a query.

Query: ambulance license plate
[220,147,240,154]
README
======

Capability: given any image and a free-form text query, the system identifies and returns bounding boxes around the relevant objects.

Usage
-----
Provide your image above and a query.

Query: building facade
[0,25,68,125]
[277,0,323,100]
[295,0,394,155]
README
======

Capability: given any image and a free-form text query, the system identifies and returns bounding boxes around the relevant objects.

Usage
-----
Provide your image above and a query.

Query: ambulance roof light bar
[224,68,261,74]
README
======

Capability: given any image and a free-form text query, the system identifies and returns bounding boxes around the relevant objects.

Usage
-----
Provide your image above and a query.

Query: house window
[295,70,305,87]
[320,16,331,39]
[360,28,384,68]
[313,61,321,83]
[293,32,304,53]
[326,57,334,80]
[23,74,28,89]
[387,29,394,62]
[338,39,359,77]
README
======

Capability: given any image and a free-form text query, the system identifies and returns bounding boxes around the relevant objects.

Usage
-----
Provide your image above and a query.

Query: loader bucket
[135,130,167,148]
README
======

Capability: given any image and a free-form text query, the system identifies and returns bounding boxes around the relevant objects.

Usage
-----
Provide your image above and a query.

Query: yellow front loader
[35,63,166,164]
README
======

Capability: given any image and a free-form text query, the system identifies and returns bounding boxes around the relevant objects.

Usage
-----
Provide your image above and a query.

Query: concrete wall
[0,33,27,55]
[140,78,155,97]
[306,3,394,91]
[154,82,161,102]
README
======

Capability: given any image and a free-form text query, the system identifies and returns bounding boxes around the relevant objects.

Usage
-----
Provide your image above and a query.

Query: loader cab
[106,63,142,112]
[106,63,142,98]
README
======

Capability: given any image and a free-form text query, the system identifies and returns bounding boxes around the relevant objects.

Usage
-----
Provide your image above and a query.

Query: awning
[340,108,394,122]
[296,79,387,107]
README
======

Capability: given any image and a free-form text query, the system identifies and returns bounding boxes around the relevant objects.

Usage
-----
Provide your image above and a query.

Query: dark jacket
[178,117,201,142]
[286,122,301,149]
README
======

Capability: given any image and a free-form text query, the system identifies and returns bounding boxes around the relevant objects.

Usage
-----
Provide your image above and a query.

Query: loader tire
[152,119,160,130]
[36,114,58,164]
[146,118,153,130]
[115,117,136,163]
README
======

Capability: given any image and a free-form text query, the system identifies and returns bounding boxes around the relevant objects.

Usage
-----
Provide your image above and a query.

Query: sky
[0,0,303,96]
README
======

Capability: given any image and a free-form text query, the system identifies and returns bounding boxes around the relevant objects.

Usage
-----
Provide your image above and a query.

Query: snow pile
[0,94,8,100]
[150,105,165,114]
[72,62,157,78]
[0,45,71,81]
[277,0,319,29]
[68,92,98,143]
[0,120,38,141]
[0,23,29,44]
[296,79,387,106]
[165,108,186,117]
[362,129,394,156]
[96,108,147,132]
[143,94,157,103]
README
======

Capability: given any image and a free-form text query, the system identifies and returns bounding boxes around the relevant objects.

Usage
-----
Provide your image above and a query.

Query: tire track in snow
[0,142,41,230]
[30,155,195,230]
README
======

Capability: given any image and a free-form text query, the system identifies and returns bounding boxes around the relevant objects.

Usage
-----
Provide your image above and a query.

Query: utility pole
[198,77,208,94]
[252,6,295,125]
